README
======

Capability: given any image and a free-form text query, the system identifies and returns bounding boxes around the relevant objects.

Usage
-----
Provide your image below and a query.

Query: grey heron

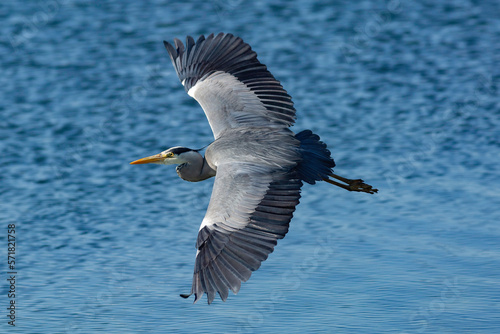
[130,33,377,304]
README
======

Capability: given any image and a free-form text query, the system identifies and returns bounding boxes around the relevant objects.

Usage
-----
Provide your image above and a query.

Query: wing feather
[164,33,296,138]
[188,163,302,303]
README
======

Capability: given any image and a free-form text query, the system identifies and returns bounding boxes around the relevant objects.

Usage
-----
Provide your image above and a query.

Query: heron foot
[324,173,378,194]
[345,178,378,194]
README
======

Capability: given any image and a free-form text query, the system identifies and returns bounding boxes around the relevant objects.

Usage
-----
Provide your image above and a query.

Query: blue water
[1,0,499,333]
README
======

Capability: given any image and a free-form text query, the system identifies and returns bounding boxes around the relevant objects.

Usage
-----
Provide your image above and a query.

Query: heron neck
[176,154,216,182]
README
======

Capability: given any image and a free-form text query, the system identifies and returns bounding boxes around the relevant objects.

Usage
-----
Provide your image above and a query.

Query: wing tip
[193,292,203,304]
[180,292,192,299]
[163,32,242,65]
[180,291,207,305]
[163,40,177,59]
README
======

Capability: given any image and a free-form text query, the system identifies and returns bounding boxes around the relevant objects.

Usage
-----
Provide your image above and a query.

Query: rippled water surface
[1,0,499,333]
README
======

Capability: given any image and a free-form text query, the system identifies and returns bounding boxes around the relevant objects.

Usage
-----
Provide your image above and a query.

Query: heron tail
[295,130,336,185]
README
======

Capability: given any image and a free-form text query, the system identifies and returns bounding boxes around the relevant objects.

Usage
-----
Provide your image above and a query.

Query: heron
[130,33,377,304]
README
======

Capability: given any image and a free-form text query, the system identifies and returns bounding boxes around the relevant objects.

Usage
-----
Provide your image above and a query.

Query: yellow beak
[130,153,164,165]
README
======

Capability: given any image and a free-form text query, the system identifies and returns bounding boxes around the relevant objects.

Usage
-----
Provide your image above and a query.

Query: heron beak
[130,153,164,165]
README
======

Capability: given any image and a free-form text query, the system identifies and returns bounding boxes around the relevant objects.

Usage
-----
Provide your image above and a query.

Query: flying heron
[130,33,377,304]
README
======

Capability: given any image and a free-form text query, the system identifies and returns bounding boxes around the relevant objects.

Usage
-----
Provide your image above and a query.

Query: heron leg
[323,173,378,194]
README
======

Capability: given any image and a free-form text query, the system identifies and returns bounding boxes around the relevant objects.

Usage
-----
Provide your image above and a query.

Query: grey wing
[164,33,296,139]
[190,162,303,304]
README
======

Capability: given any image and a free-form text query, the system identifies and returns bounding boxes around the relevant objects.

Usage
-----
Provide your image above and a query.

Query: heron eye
[166,152,174,158]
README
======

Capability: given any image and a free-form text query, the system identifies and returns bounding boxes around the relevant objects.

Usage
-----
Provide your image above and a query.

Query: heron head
[130,146,197,165]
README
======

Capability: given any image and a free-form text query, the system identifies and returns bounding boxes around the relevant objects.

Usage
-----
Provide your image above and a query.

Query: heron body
[131,33,377,304]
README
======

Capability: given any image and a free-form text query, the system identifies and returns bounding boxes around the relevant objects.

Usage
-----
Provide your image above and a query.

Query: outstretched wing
[164,33,296,139]
[189,162,302,304]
